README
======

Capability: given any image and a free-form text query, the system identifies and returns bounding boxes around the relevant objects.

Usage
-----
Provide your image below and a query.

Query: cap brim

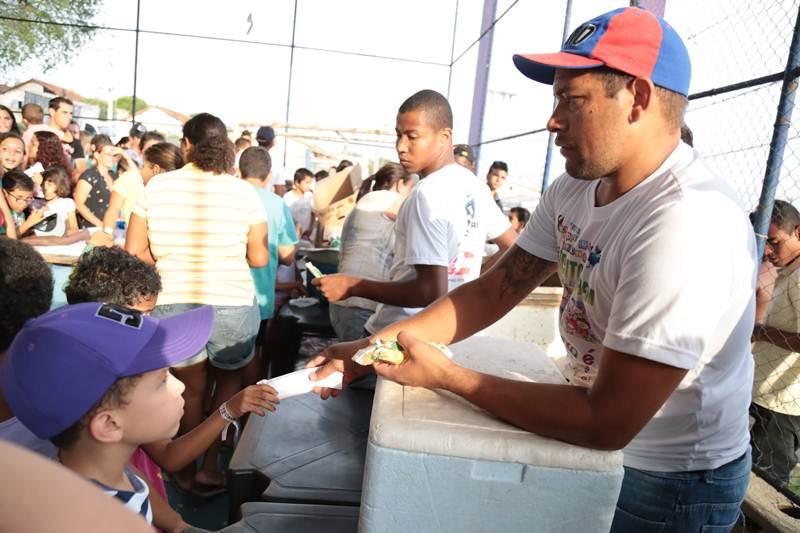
[127,305,214,374]
[513,53,605,85]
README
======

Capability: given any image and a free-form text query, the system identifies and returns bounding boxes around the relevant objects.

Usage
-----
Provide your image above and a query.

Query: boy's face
[509,213,524,233]
[296,175,313,194]
[765,222,800,267]
[395,110,451,177]
[3,187,33,213]
[117,368,185,444]
[487,168,507,192]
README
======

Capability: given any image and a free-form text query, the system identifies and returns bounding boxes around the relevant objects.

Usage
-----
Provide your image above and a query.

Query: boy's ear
[87,410,124,444]
[439,127,453,147]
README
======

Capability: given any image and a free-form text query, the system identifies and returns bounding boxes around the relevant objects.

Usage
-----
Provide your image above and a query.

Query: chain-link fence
[669,0,800,505]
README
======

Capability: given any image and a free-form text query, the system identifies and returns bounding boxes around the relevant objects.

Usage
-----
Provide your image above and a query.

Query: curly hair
[33,131,73,182]
[183,113,234,174]
[64,247,162,308]
[0,239,53,351]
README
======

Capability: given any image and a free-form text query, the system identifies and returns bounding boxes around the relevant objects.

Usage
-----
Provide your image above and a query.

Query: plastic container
[360,335,624,533]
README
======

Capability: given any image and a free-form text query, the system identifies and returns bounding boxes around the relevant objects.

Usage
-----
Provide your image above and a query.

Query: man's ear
[87,410,124,444]
[629,77,655,124]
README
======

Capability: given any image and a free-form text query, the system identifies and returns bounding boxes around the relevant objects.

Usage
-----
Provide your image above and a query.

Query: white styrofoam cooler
[359,336,624,533]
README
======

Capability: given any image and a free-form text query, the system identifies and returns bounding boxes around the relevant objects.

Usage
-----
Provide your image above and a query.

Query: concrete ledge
[743,472,800,532]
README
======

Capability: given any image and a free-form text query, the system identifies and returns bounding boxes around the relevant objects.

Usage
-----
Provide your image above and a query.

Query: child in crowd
[0,132,26,177]
[283,167,315,239]
[0,238,55,457]
[508,206,530,234]
[1,171,42,236]
[22,167,90,246]
[64,246,281,501]
[0,303,215,526]
[239,146,299,382]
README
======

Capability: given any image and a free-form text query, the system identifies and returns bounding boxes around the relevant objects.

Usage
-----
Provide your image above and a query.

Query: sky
[7,0,800,209]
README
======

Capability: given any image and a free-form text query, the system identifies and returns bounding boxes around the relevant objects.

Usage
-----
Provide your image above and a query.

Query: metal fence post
[752,6,800,260]
[541,0,573,192]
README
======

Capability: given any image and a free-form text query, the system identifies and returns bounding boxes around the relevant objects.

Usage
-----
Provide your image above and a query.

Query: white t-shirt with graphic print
[517,142,756,472]
[365,163,510,333]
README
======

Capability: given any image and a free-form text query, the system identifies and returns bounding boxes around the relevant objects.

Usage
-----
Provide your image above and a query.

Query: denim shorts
[329,304,374,342]
[611,447,751,532]
[152,300,260,371]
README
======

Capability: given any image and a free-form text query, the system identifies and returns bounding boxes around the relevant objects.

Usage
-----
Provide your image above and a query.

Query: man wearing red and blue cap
[310,7,757,531]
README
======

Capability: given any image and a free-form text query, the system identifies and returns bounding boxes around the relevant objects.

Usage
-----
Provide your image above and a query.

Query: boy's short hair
[21,103,44,125]
[239,146,272,181]
[2,170,34,193]
[0,239,53,351]
[51,375,141,449]
[398,89,453,130]
[770,199,800,232]
[510,206,531,224]
[293,167,313,183]
[234,137,251,152]
[64,247,162,307]
[0,303,214,441]
[489,161,508,173]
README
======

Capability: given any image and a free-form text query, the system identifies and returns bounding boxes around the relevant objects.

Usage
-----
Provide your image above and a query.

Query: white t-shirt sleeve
[515,178,561,262]
[402,192,451,267]
[603,203,739,369]
[482,188,512,240]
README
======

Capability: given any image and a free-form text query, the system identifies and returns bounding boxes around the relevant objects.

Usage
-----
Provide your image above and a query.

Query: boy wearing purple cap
[311,8,755,531]
[0,303,215,525]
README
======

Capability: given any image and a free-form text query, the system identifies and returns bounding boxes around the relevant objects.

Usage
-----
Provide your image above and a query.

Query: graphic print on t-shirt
[448,194,480,282]
[556,214,604,385]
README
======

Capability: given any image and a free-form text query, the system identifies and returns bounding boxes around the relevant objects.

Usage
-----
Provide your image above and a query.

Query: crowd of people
[0,5,799,533]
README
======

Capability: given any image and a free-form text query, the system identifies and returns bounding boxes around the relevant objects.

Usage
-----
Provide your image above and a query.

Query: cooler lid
[369,336,623,472]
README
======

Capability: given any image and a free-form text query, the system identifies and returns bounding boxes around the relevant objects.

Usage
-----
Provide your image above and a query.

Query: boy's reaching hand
[225,384,280,417]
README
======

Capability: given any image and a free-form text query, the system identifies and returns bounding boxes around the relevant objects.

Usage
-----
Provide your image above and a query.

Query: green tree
[0,0,104,72]
[81,97,108,120]
[115,95,147,115]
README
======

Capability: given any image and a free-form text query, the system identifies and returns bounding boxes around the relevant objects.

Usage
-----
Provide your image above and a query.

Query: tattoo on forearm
[498,246,556,299]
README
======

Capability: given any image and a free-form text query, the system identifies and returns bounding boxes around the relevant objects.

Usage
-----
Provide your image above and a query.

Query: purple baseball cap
[513,7,691,96]
[0,302,214,439]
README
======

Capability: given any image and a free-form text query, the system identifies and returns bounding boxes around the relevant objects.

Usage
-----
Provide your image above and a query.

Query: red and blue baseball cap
[513,7,691,96]
[0,302,214,439]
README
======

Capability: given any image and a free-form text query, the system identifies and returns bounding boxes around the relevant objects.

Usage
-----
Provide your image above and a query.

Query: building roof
[0,78,85,102]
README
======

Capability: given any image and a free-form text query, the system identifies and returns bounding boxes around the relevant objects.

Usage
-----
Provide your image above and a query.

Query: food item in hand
[305,261,324,279]
[352,339,453,366]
